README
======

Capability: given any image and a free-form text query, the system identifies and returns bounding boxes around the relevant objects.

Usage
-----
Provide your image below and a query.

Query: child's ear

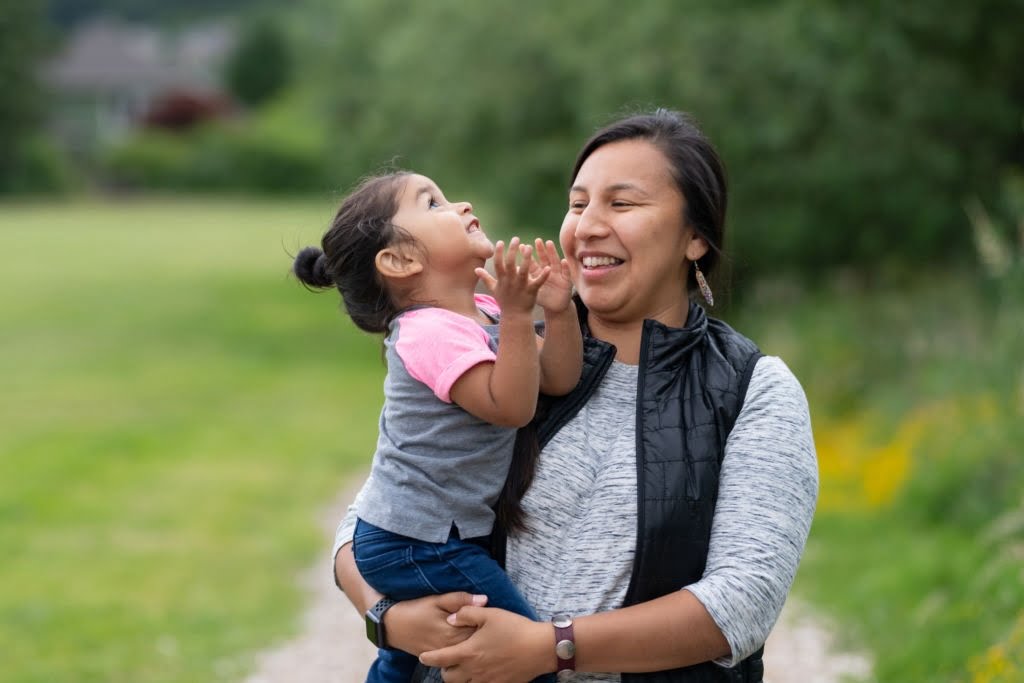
[375,246,424,279]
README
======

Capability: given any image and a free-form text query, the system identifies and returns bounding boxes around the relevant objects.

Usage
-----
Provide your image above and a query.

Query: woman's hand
[530,238,573,314]
[418,606,553,683]
[385,593,489,656]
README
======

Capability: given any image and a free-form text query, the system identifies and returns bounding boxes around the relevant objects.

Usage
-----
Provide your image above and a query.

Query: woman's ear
[375,246,424,279]
[685,234,709,262]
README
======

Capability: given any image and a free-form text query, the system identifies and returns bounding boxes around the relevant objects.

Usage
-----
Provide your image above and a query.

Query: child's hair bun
[293,246,334,288]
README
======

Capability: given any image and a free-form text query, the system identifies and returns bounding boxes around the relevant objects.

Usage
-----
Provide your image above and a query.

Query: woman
[334,109,818,682]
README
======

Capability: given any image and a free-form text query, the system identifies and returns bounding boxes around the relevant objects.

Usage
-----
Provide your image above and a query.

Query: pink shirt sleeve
[393,302,500,403]
[474,293,500,318]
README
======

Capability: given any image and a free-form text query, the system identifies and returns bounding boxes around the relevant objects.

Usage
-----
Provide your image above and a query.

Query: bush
[99,93,332,194]
[0,136,76,195]
[101,132,194,190]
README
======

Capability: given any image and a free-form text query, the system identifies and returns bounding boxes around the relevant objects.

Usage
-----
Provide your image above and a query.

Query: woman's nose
[574,207,609,240]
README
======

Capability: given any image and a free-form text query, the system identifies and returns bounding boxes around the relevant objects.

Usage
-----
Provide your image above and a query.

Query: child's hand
[475,237,550,316]
[530,239,573,314]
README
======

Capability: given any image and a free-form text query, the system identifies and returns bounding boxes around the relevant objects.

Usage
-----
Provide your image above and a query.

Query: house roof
[44,18,235,95]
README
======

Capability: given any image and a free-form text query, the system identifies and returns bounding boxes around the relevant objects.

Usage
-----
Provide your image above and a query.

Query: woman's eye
[611,201,632,208]
[570,200,586,210]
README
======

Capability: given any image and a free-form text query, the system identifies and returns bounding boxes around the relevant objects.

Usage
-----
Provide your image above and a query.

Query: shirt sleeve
[473,293,501,318]
[393,308,497,403]
[682,356,819,667]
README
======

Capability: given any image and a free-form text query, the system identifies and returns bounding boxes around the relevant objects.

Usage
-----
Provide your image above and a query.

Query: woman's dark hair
[293,172,413,334]
[570,108,728,297]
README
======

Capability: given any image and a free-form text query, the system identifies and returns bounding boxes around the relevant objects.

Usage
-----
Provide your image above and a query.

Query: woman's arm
[420,590,729,682]
[420,356,819,679]
[333,488,485,655]
[684,356,818,664]
[532,239,582,396]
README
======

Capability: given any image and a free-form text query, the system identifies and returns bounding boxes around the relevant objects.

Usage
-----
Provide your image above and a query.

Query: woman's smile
[580,253,624,270]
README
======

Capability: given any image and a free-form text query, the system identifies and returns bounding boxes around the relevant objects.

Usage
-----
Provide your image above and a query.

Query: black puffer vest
[498,301,765,682]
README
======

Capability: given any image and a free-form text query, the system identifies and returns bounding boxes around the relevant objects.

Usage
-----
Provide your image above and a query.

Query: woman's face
[560,139,707,326]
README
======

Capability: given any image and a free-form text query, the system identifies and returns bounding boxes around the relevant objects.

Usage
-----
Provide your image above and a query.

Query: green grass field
[0,198,386,682]
[2,198,1021,682]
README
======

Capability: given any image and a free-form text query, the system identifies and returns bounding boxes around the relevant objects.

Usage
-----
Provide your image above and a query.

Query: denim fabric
[354,519,548,683]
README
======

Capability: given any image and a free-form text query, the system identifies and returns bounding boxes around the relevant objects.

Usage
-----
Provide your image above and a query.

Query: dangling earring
[694,260,714,307]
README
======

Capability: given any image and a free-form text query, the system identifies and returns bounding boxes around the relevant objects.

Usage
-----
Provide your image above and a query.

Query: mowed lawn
[0,198,386,683]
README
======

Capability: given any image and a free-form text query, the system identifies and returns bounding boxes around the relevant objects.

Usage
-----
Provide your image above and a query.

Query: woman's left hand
[530,239,573,314]
[418,606,553,683]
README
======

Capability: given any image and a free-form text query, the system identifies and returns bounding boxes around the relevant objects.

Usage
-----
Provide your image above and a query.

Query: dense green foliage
[225,19,293,107]
[38,1,1024,276]
[734,264,1023,681]
[0,2,70,193]
[102,92,332,194]
[300,0,1024,276]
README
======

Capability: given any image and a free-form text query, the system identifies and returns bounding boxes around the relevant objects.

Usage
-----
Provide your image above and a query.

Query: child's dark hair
[293,172,413,333]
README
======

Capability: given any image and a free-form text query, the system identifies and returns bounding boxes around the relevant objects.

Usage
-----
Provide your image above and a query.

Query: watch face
[365,617,381,646]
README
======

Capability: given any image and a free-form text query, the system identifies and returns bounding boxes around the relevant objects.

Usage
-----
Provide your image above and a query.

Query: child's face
[390,175,494,270]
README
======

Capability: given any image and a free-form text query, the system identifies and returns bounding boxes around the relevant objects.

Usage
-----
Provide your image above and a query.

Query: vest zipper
[622,320,652,604]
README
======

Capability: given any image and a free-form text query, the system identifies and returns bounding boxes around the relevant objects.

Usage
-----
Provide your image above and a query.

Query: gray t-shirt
[336,356,818,677]
[357,295,516,543]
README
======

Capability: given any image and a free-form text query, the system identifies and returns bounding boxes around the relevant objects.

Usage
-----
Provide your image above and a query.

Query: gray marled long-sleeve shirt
[335,356,818,680]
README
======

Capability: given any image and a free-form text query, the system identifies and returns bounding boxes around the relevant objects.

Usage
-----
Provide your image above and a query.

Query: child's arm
[449,238,550,428]
[531,239,582,396]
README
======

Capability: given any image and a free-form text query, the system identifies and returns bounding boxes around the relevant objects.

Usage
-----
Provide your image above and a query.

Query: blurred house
[43,18,236,157]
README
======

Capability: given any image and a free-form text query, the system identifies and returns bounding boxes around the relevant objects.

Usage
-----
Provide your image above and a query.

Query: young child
[293,171,582,682]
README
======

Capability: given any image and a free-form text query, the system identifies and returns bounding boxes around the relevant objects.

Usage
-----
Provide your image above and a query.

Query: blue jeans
[354,518,549,683]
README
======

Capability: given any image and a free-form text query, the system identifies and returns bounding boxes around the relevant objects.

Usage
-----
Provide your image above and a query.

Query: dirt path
[242,479,872,683]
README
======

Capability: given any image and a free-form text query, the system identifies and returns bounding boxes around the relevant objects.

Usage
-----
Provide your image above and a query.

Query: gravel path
[242,478,872,683]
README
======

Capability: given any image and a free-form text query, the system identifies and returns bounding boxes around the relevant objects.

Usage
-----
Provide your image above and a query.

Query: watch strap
[365,597,396,648]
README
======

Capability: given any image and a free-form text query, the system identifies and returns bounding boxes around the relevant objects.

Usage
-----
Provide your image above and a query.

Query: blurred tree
[301,0,1024,276]
[714,0,1024,274]
[0,2,47,192]
[224,18,293,108]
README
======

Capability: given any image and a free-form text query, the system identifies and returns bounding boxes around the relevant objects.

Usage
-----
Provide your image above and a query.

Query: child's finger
[546,240,562,268]
[492,240,506,276]
[517,245,533,281]
[475,267,497,292]
[527,265,551,289]
[534,238,548,267]
[506,237,521,272]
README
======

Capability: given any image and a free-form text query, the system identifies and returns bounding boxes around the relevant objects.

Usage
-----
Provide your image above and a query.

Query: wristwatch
[365,597,397,648]
[552,613,576,678]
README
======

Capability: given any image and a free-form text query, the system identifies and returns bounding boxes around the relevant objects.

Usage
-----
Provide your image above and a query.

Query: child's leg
[353,520,433,683]
[411,532,555,683]
[366,649,419,683]
[416,532,537,620]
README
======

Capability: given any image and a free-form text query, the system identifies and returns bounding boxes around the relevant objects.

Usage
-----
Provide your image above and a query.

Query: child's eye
[428,197,441,209]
